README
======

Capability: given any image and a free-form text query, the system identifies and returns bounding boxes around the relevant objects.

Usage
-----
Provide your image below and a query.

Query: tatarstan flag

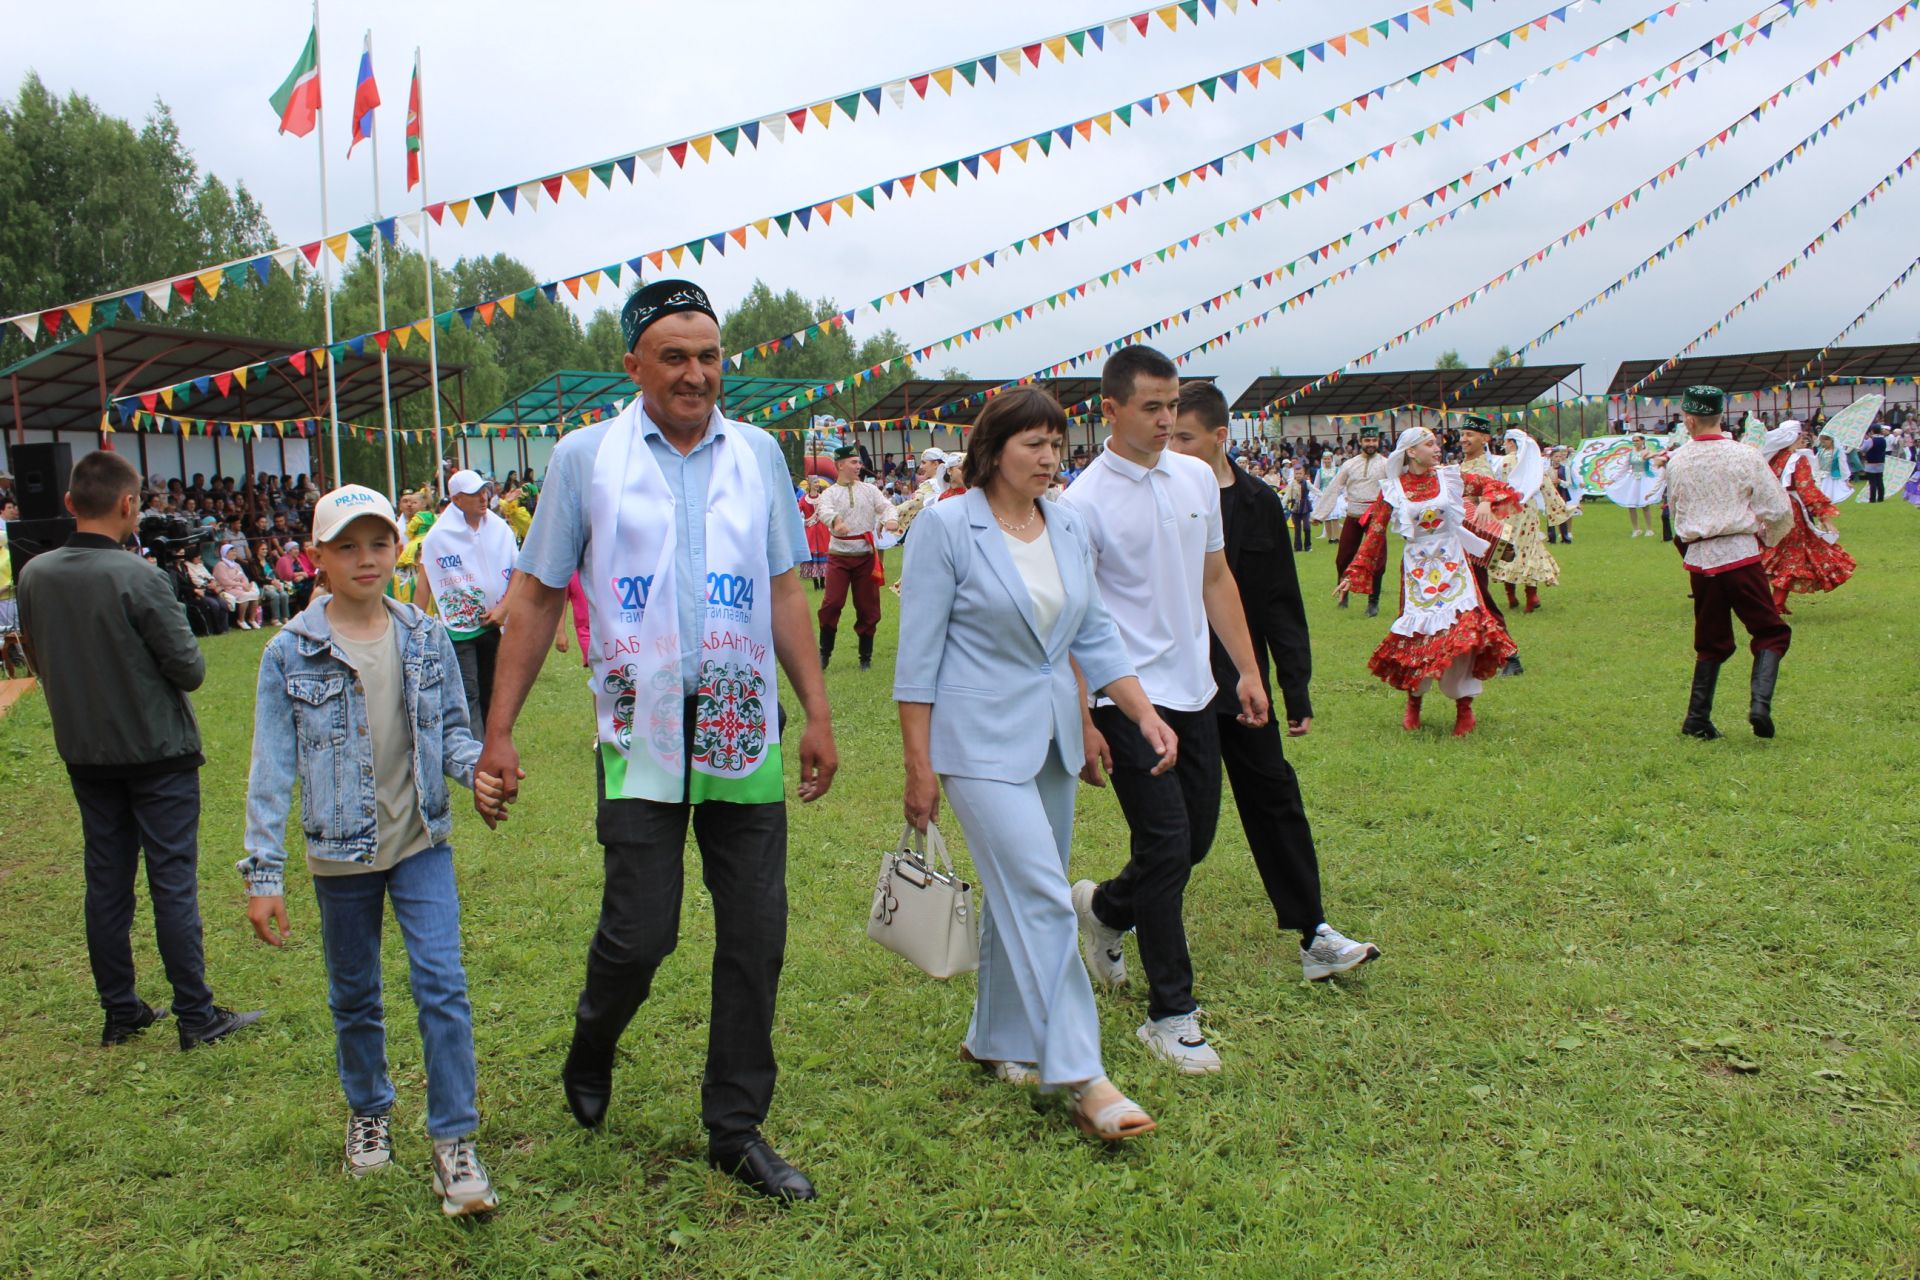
[404,54,423,189]
[270,25,322,137]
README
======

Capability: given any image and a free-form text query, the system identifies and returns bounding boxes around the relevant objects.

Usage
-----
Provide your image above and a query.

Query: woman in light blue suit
[895,389,1177,1142]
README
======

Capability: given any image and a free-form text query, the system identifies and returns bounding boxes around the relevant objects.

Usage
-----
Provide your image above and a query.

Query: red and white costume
[1344,431,1521,701]
[1761,425,1855,599]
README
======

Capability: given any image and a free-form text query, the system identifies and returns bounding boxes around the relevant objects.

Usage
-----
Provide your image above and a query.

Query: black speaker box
[10,443,73,520]
[5,515,77,584]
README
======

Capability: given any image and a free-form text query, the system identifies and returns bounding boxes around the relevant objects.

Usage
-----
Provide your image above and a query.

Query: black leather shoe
[708,1135,817,1201]
[561,1039,612,1129]
[102,1001,168,1047]
[178,1005,263,1050]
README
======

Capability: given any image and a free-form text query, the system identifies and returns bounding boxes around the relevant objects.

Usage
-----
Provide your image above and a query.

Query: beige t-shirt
[309,617,434,876]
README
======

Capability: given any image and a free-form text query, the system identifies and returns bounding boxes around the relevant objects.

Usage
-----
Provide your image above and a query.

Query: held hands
[473,738,523,829]
[903,765,940,832]
[247,895,290,947]
[1236,672,1271,728]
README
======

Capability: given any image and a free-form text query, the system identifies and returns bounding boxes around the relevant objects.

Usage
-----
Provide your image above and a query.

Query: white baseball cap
[447,469,489,497]
[311,484,404,545]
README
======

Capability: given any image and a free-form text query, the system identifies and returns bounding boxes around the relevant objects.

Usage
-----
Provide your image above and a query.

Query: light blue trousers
[942,747,1104,1088]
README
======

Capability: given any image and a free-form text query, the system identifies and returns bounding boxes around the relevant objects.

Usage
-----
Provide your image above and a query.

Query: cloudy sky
[8,0,1917,411]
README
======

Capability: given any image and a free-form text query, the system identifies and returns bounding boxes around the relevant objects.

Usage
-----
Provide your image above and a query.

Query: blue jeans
[311,844,479,1139]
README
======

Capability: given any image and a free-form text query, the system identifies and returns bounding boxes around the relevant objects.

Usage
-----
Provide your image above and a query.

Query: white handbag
[867,823,979,979]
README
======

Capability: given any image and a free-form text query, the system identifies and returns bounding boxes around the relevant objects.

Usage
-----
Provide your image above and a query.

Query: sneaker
[1071,880,1127,989]
[344,1113,394,1177]
[1301,924,1382,981]
[430,1137,497,1217]
[1137,1012,1221,1075]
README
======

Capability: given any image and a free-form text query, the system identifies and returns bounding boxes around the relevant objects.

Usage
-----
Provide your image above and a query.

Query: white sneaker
[1137,1012,1222,1075]
[430,1137,497,1216]
[1071,880,1127,988]
[1301,923,1381,981]
[343,1112,393,1177]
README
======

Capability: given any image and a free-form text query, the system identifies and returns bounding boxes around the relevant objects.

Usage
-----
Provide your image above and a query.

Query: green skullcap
[620,279,716,351]
[832,444,859,461]
[1680,385,1725,416]
[1459,413,1493,433]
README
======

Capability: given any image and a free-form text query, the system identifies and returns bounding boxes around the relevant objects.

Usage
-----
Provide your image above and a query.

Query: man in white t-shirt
[1061,346,1269,1075]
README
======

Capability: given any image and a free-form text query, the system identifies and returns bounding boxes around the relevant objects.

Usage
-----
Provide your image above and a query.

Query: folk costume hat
[1763,423,1804,458]
[1458,414,1494,435]
[1681,384,1726,416]
[832,444,860,462]
[1387,425,1435,480]
[621,279,717,351]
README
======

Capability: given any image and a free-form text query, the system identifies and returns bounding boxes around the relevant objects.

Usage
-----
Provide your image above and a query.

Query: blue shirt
[518,410,808,692]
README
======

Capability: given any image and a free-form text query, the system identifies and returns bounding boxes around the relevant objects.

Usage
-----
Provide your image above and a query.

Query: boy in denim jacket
[238,485,511,1216]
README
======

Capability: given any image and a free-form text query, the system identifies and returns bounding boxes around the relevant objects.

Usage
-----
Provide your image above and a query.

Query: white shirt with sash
[420,509,518,640]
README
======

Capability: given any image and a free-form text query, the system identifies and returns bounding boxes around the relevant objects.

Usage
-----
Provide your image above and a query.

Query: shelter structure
[0,321,467,487]
[1232,364,1585,443]
[1605,342,1920,429]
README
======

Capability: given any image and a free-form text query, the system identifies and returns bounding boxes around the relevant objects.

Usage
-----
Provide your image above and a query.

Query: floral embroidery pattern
[693,659,768,773]
[439,585,488,632]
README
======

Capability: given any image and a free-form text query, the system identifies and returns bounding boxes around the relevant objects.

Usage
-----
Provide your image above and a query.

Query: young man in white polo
[1062,347,1269,1074]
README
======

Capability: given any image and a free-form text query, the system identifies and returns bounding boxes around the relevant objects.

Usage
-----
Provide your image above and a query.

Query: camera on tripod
[138,512,215,554]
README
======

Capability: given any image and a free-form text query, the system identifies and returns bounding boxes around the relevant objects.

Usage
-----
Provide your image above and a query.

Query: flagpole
[311,0,344,486]
[415,47,447,500]
[364,30,397,502]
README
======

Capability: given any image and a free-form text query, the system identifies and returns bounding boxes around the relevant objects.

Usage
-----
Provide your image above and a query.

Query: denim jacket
[238,595,481,896]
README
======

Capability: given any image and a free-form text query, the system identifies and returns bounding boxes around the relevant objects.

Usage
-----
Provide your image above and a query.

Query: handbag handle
[896,822,957,878]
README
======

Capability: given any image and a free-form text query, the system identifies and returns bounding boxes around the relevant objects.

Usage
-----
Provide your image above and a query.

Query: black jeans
[68,769,216,1026]
[1089,705,1220,1021]
[452,627,500,736]
[1217,712,1324,939]
[1865,470,1885,502]
[577,744,789,1145]
[1291,511,1312,551]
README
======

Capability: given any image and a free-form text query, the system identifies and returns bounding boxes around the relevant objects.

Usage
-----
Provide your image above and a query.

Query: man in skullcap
[812,442,900,670]
[475,279,838,1200]
[1662,385,1794,739]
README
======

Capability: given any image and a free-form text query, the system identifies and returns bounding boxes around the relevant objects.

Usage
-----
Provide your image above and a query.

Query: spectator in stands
[211,543,263,630]
[14,449,261,1049]
[275,539,317,612]
[241,541,290,626]
[171,550,227,636]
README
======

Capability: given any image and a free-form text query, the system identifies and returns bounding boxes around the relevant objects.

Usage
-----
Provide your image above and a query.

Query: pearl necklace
[995,503,1040,535]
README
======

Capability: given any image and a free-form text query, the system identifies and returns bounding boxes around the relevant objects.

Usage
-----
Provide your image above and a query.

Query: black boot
[858,635,874,671]
[562,1032,614,1129]
[1680,660,1722,739]
[1366,590,1380,618]
[1748,649,1782,739]
[818,627,836,671]
[1500,651,1524,677]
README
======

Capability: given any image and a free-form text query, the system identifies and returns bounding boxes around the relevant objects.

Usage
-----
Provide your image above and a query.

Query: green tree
[582,309,625,371]
[1488,345,1523,368]
[719,281,912,423]
[1433,349,1467,370]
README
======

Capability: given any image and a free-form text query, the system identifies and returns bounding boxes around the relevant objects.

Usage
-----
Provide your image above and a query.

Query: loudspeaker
[5,515,76,584]
[10,443,73,520]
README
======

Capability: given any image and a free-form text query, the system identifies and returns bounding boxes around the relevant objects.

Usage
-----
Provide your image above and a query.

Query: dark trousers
[819,552,881,639]
[1291,511,1312,552]
[453,627,500,736]
[1334,516,1380,604]
[1089,705,1220,1022]
[578,744,788,1144]
[69,769,216,1026]
[1217,712,1324,939]
[1865,470,1885,502]
[1691,563,1791,663]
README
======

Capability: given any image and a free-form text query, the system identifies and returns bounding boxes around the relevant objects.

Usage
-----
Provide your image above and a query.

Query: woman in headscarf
[1337,426,1522,737]
[210,541,264,630]
[1606,433,1665,537]
[1760,422,1855,614]
[1811,430,1855,505]
[1487,429,1558,614]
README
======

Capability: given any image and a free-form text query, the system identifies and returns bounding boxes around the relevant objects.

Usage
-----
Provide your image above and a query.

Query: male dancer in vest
[418,470,517,734]
[476,280,838,1200]
[1311,428,1389,615]
[813,445,900,670]
[1664,385,1794,739]
[1167,385,1380,981]
[1064,347,1269,1074]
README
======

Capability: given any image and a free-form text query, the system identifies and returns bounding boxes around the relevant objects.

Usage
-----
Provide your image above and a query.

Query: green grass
[1,500,1916,1278]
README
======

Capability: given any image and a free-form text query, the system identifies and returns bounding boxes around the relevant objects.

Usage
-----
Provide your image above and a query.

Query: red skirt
[1366,607,1516,692]
[1764,524,1855,595]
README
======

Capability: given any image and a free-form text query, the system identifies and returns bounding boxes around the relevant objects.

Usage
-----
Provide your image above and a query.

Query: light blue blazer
[894,487,1135,783]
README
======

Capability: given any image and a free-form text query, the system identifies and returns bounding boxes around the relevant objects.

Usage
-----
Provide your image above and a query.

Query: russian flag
[347,34,380,156]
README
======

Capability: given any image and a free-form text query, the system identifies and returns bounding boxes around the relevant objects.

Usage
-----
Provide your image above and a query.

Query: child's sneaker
[344,1112,393,1176]
[430,1136,497,1217]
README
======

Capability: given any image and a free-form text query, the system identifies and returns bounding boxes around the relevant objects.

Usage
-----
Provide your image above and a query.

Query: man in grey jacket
[17,450,260,1049]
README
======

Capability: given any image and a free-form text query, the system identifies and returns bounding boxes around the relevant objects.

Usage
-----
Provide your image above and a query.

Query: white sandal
[1069,1078,1157,1141]
[959,1046,1039,1087]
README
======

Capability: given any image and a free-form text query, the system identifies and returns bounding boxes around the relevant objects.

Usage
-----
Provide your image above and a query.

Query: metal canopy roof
[480,370,828,424]
[841,374,1218,426]
[1605,342,1920,397]
[1231,364,1584,417]
[0,321,466,436]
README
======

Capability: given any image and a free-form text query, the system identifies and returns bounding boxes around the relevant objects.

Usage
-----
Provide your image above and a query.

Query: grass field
[0,499,1916,1279]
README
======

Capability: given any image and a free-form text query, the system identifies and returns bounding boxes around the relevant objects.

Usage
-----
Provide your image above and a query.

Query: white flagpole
[364,30,397,502]
[312,0,344,485]
[415,47,447,499]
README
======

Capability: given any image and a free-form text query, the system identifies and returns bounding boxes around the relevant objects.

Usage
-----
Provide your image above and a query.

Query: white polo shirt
[1061,439,1224,712]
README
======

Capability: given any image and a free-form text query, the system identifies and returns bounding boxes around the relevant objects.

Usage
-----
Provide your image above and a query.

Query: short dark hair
[68,450,141,519]
[962,387,1067,490]
[1175,382,1229,432]
[1100,345,1178,406]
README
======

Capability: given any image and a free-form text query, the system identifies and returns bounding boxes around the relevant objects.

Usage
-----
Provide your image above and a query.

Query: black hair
[1175,382,1229,432]
[1100,345,1179,406]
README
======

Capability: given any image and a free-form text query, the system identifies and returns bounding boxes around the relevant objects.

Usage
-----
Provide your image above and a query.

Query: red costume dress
[798,493,830,582]
[1762,450,1855,599]
[1344,468,1522,695]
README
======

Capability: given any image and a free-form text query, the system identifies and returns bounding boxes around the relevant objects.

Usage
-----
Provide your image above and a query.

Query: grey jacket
[237,595,481,896]
[15,532,205,776]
